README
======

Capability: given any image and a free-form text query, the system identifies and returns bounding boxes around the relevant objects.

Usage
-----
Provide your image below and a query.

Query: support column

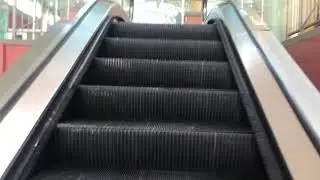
[181,0,185,24]
[261,0,264,23]
[67,0,70,19]
[0,7,5,39]
[12,0,17,39]
[299,0,304,31]
[0,2,8,40]
[32,0,37,40]
[54,0,58,22]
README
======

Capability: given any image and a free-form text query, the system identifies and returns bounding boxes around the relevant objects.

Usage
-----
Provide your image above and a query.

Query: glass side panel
[219,0,320,41]
[225,0,320,91]
[232,0,287,41]
[0,0,94,75]
[0,0,93,40]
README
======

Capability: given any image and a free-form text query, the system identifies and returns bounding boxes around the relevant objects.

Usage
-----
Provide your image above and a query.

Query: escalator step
[31,168,245,180]
[82,58,234,89]
[108,23,220,40]
[67,85,242,122]
[98,38,226,61]
[53,120,256,172]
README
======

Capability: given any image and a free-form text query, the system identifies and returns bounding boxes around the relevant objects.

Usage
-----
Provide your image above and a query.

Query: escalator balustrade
[28,22,269,180]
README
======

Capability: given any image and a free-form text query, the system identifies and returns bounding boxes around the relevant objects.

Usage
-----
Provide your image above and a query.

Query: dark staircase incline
[30,23,268,179]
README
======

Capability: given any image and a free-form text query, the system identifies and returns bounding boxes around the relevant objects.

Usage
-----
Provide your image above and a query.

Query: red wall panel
[286,36,320,91]
[0,41,30,75]
[5,44,30,69]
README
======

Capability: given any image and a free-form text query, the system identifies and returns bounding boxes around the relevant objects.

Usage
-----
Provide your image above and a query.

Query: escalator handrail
[229,1,320,151]
[0,0,97,121]
[0,1,129,179]
[205,1,320,180]
[239,7,320,151]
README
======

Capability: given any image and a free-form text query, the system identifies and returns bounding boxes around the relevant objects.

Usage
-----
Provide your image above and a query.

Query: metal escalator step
[81,58,234,89]
[31,168,247,180]
[108,23,220,40]
[68,85,242,122]
[98,38,225,61]
[53,120,256,173]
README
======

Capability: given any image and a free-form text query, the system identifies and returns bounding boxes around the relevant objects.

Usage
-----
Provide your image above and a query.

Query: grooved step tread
[108,23,220,40]
[67,85,242,122]
[82,58,234,89]
[98,38,225,61]
[31,168,250,180]
[53,120,255,171]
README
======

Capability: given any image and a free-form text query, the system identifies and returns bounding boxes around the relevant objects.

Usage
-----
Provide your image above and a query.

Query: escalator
[25,21,271,180]
[1,1,320,180]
